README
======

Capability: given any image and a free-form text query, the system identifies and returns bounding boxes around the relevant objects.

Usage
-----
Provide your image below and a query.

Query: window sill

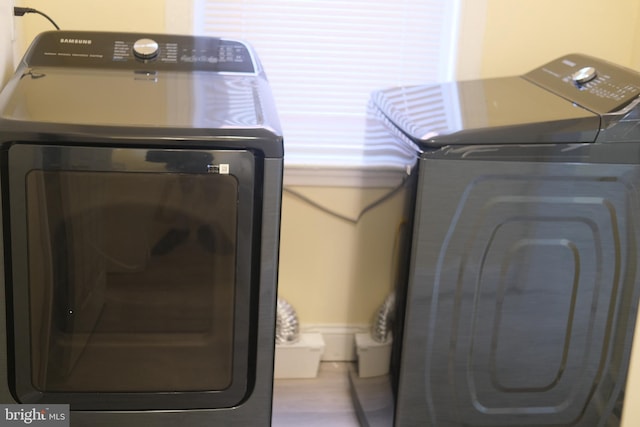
[283,164,411,188]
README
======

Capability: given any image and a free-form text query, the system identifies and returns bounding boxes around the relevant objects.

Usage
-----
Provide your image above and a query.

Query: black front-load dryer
[0,31,283,426]
[353,54,640,426]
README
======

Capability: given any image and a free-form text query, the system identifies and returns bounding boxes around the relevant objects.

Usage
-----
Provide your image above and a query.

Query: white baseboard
[301,324,370,361]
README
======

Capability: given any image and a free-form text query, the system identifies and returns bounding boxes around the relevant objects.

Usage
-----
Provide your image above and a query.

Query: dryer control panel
[24,31,257,73]
[524,53,640,114]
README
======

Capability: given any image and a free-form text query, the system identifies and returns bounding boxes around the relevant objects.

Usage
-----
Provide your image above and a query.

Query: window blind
[194,0,460,170]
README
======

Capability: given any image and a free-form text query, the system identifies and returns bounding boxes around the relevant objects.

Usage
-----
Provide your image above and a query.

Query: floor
[272,362,360,426]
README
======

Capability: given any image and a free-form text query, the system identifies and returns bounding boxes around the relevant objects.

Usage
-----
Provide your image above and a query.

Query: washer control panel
[25,31,257,73]
[524,53,640,114]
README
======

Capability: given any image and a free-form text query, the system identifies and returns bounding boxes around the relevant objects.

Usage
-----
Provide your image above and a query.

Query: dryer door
[8,144,259,410]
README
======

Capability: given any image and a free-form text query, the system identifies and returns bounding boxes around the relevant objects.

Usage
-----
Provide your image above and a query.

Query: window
[191,0,460,175]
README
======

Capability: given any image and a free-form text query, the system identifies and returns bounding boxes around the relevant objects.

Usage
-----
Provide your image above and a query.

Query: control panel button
[132,38,159,60]
[572,66,598,85]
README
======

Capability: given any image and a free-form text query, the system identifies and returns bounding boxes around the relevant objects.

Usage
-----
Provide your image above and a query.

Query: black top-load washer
[352,54,640,426]
[0,31,282,426]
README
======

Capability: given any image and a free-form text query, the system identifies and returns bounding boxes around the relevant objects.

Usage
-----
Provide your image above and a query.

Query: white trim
[283,165,410,188]
[442,0,462,82]
[301,324,369,361]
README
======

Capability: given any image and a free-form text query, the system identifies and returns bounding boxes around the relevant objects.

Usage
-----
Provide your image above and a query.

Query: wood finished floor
[272,362,360,426]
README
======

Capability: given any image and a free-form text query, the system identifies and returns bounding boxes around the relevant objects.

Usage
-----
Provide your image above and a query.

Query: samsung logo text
[59,39,92,45]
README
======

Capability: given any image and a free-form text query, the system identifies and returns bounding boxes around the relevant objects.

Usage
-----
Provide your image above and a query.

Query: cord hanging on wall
[14,7,61,30]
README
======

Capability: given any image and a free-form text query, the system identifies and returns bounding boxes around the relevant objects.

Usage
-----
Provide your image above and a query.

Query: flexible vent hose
[371,291,396,343]
[275,297,300,344]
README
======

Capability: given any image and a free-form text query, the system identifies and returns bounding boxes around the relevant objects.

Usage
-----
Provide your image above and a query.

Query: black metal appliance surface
[0,31,283,426]
[351,53,640,426]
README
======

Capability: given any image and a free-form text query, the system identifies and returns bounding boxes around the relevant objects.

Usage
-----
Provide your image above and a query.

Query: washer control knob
[572,66,598,85]
[133,38,159,60]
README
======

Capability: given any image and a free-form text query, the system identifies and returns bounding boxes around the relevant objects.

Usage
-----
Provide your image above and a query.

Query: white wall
[0,0,15,86]
[457,0,640,80]
[13,0,166,59]
[279,185,410,327]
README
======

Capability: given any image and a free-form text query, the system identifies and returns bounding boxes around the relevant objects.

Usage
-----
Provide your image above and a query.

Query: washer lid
[371,76,601,148]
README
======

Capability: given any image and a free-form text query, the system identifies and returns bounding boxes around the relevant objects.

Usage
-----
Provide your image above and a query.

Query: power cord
[14,7,60,30]
[283,175,412,225]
